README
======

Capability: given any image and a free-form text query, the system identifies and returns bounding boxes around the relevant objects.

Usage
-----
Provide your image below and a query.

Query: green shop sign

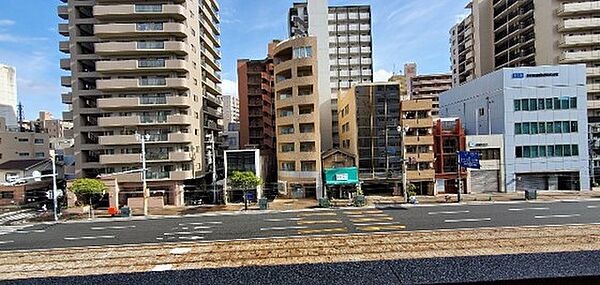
[324,167,359,186]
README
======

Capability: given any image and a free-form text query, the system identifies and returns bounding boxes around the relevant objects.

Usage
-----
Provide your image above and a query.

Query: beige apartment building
[273,36,322,199]
[451,0,600,179]
[0,118,50,165]
[58,0,223,206]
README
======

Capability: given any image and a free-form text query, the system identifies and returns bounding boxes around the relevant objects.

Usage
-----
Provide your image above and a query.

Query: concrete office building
[289,1,373,149]
[0,64,18,129]
[222,95,239,130]
[441,65,590,192]
[465,134,505,193]
[273,36,322,198]
[452,0,600,179]
[58,0,223,205]
[0,118,50,165]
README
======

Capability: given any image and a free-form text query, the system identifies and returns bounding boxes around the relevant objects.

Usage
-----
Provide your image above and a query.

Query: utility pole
[51,155,59,221]
[457,151,462,203]
[398,125,409,202]
[205,133,217,204]
[136,134,150,216]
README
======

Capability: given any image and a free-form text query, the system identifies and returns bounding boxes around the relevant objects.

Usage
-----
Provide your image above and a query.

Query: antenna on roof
[17,102,24,132]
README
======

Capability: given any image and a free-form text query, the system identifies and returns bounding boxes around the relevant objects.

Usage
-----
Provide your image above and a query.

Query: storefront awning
[324,167,359,186]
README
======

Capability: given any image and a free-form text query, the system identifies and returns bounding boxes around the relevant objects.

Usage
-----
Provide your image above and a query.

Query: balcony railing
[141,115,168,123]
[139,78,166,86]
[136,23,163,31]
[137,41,165,49]
[138,59,165,68]
[135,4,162,13]
[140,96,167,104]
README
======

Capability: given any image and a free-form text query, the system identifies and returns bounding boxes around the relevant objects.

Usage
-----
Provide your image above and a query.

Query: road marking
[163,231,212,236]
[193,226,211,229]
[178,236,204,240]
[152,264,173,272]
[91,225,136,230]
[297,219,343,225]
[444,218,491,223]
[298,227,347,234]
[535,214,581,219]
[0,240,14,245]
[169,248,191,255]
[265,218,302,222]
[508,207,550,211]
[343,210,383,215]
[298,212,337,217]
[64,235,115,241]
[350,217,394,223]
[353,222,402,227]
[178,221,222,226]
[428,210,470,215]
[346,213,389,218]
[587,205,598,209]
[357,225,406,231]
[15,230,46,234]
[260,226,308,231]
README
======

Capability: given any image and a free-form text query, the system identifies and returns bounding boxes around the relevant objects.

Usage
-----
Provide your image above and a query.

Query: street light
[11,156,60,221]
[397,125,409,202]
[135,134,150,216]
[205,133,217,204]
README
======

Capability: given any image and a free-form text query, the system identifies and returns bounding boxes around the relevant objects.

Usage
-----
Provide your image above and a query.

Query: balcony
[589,83,600,94]
[59,41,70,53]
[95,41,188,56]
[558,18,600,32]
[401,100,433,111]
[404,136,434,146]
[588,67,600,77]
[58,23,69,36]
[61,92,72,104]
[61,76,71,87]
[557,1,600,16]
[588,100,600,110]
[60,58,71,70]
[559,50,600,63]
[401,118,434,128]
[100,153,141,165]
[203,105,222,118]
[560,34,600,48]
[96,78,189,91]
[406,169,435,181]
[58,5,68,19]
[97,96,191,109]
[96,59,189,73]
[99,133,192,145]
[94,23,186,38]
[62,111,73,121]
[94,4,186,20]
[405,152,435,162]
[98,114,192,127]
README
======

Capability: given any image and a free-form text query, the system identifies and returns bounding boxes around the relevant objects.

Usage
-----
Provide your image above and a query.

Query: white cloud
[0,33,47,43]
[220,79,238,97]
[0,19,15,26]
[373,69,394,82]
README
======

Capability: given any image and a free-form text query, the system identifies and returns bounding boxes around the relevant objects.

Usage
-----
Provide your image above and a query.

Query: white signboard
[335,173,348,181]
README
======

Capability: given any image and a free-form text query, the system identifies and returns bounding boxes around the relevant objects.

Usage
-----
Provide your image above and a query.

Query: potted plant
[407,183,418,204]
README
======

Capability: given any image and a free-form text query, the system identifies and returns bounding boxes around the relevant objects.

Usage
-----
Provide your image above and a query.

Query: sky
[0,0,470,120]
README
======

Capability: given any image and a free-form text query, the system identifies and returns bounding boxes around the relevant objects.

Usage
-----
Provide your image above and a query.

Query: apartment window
[539,122,546,133]
[478,108,485,116]
[538,99,545,110]
[136,23,163,31]
[299,123,314,133]
[514,100,521,111]
[571,122,578,133]
[135,4,162,13]
[17,138,28,142]
[278,108,294,117]
[137,41,164,49]
[521,99,529,111]
[298,105,314,115]
[182,164,191,171]
[18,153,29,157]
[545,98,553,109]
[139,77,166,86]
[34,138,44,144]
[281,143,295,153]
[279,125,294,135]
[35,152,45,158]
[301,161,316,171]
[570,97,577,109]
[138,58,165,68]
[280,161,295,171]
[300,142,315,152]
[293,47,313,59]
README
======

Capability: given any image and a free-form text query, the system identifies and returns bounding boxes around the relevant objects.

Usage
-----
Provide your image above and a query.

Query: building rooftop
[0,159,48,171]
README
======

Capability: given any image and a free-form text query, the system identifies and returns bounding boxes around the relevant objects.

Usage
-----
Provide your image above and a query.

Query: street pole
[457,151,461,203]
[140,134,149,216]
[51,155,58,221]
[212,135,217,204]
[398,126,408,202]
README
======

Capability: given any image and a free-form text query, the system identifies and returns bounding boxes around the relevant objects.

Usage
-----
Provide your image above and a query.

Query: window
[138,41,165,49]
[281,143,295,153]
[279,125,294,135]
[561,98,569,109]
[523,146,530,158]
[300,161,316,171]
[299,123,314,133]
[553,98,560,110]
[136,23,163,31]
[478,108,485,116]
[0,191,14,199]
[281,161,295,171]
[547,122,554,134]
[530,146,538,158]
[514,100,521,111]
[539,146,546,157]
[34,138,44,144]
[18,153,29,157]
[521,99,529,111]
[35,152,45,158]
[554,121,562,133]
[300,142,315,152]
[562,121,570,133]
[529,99,537,111]
[572,145,579,156]
[547,145,555,157]
[135,4,162,12]
[515,123,522,135]
[138,58,165,68]
[563,145,571,156]
[530,122,538,134]
[545,98,553,110]
[522,122,530,134]
[555,145,563,156]
[182,164,191,171]
[571,121,578,133]
[18,138,28,142]
[539,122,546,134]
[538,99,545,110]
[570,97,577,109]
[278,108,294,117]
[293,47,313,59]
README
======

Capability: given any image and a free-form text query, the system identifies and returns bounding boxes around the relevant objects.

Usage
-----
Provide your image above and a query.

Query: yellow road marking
[298,227,348,234]
[346,213,389,218]
[297,220,343,225]
[357,225,406,231]
[298,212,338,217]
[350,217,394,223]
[343,210,383,215]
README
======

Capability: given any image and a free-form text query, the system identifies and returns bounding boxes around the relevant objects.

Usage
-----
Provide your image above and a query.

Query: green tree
[69,178,108,206]
[407,183,417,197]
[230,171,262,210]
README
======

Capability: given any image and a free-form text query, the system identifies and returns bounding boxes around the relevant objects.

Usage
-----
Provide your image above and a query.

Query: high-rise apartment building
[289,1,373,149]
[58,0,223,205]
[222,95,239,130]
[273,36,322,198]
[410,73,452,118]
[451,0,600,180]
[237,41,278,151]
[0,64,18,129]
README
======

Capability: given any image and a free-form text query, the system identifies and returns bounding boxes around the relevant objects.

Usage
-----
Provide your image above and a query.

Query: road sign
[459,151,481,169]
[32,171,42,182]
[245,192,254,200]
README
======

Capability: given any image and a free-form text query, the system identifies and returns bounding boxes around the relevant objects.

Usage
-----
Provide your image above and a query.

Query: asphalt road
[4,251,600,285]
[0,200,599,251]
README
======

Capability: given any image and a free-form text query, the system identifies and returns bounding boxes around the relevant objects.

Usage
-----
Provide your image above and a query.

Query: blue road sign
[459,151,481,169]
[245,192,254,200]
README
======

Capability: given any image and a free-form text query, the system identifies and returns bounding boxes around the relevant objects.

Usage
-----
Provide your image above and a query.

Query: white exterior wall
[441,65,590,192]
[0,64,18,128]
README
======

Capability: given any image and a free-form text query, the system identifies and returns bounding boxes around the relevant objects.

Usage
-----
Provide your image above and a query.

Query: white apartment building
[0,64,18,129]
[222,95,239,130]
[289,1,373,149]
[441,65,590,192]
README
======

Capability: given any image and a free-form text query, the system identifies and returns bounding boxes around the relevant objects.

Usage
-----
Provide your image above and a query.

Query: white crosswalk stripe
[0,210,37,225]
[0,225,32,236]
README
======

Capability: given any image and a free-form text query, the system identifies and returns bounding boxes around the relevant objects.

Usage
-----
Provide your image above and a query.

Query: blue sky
[0,0,469,119]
